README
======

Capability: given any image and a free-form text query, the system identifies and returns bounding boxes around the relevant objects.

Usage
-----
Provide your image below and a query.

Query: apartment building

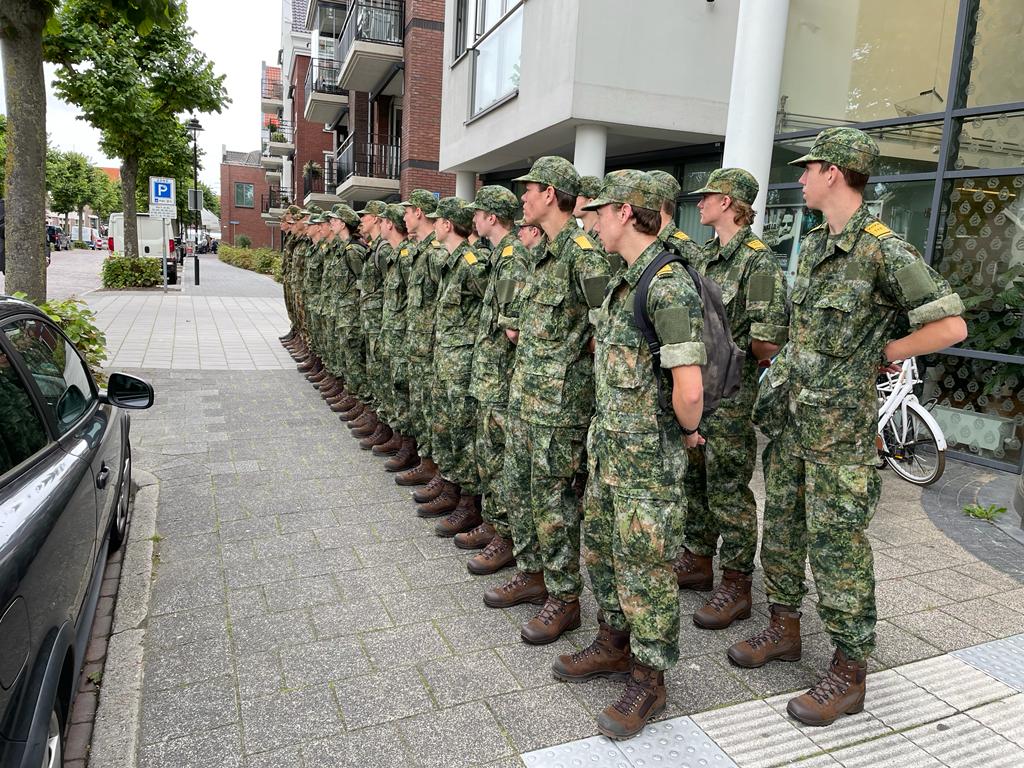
[259,0,455,235]
[221,149,273,248]
[439,0,1024,473]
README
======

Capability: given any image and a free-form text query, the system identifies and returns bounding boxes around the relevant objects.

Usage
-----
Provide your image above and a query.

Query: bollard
[194,252,200,285]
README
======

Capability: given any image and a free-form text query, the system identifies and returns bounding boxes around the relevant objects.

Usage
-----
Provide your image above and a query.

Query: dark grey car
[0,296,153,768]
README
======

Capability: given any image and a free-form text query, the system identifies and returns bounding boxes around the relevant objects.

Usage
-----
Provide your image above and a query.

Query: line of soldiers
[275,126,966,739]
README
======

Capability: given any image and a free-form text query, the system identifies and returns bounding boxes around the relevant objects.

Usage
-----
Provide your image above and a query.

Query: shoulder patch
[746,238,768,251]
[655,264,674,278]
[573,234,593,250]
[501,245,514,258]
[463,251,478,265]
[673,231,690,241]
[400,248,409,256]
[865,221,894,239]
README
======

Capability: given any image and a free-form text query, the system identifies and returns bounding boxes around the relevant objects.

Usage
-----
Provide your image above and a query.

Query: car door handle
[96,464,110,489]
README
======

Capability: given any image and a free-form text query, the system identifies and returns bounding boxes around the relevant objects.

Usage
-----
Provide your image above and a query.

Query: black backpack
[633,250,745,419]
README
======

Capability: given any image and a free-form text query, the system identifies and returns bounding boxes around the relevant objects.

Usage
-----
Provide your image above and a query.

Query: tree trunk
[1,0,49,300]
[77,206,85,245]
[121,156,139,258]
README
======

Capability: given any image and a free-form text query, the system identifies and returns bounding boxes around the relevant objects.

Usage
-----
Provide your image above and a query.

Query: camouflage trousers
[337,322,366,397]
[381,330,409,431]
[682,408,758,573]
[584,474,685,670]
[431,348,479,491]
[503,415,587,599]
[407,349,434,457]
[283,278,296,329]
[364,331,383,410]
[475,404,511,537]
[761,436,880,661]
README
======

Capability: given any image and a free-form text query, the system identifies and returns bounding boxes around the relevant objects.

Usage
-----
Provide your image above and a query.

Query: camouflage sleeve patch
[495,279,516,305]
[652,306,692,345]
[582,276,608,308]
[894,261,935,303]
[746,271,775,303]
[881,238,960,320]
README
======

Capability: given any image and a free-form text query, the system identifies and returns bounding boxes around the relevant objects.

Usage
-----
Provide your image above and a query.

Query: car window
[2,318,96,434]
[0,349,50,476]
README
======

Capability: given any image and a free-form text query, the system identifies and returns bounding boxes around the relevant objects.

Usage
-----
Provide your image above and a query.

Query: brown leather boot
[329,399,351,413]
[373,431,403,456]
[339,402,365,421]
[413,473,445,503]
[673,549,713,591]
[435,495,482,537]
[395,457,435,486]
[359,423,392,450]
[416,484,459,518]
[727,604,802,668]
[787,649,867,727]
[597,662,667,740]
[351,414,379,438]
[693,570,753,630]
[347,409,372,429]
[483,570,547,608]
[552,623,631,682]
[326,389,349,404]
[320,382,343,398]
[384,439,419,472]
[454,522,495,550]
[297,355,319,372]
[307,367,329,383]
[467,535,515,575]
[312,373,335,389]
[521,596,581,645]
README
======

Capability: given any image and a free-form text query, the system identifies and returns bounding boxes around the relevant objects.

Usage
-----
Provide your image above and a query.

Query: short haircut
[615,204,660,236]
[451,220,471,238]
[818,162,869,192]
[553,188,576,213]
[661,199,676,217]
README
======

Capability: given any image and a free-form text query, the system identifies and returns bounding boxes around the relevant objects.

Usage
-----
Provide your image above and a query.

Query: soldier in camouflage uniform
[279,206,302,344]
[455,186,531,574]
[287,211,313,361]
[553,170,707,740]
[728,128,967,727]
[517,218,546,255]
[577,174,625,276]
[297,206,331,382]
[312,208,348,396]
[672,169,789,631]
[648,170,697,262]
[482,157,611,646]
[425,197,490,536]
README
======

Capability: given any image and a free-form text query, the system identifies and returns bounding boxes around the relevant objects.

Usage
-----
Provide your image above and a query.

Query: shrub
[73,240,88,249]
[219,245,282,282]
[101,254,163,289]
[237,234,252,249]
[270,131,285,142]
[12,292,108,382]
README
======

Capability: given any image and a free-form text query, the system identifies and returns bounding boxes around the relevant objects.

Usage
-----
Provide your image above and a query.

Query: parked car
[93,234,106,251]
[46,225,70,251]
[0,295,154,768]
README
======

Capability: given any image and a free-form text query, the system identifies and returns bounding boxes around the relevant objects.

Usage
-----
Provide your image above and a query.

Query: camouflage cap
[514,217,528,227]
[357,200,388,216]
[578,175,603,200]
[382,203,406,227]
[690,168,759,204]
[788,126,879,176]
[327,203,360,228]
[649,170,681,202]
[427,196,474,230]
[467,185,519,220]
[581,169,662,212]
[306,203,325,223]
[286,204,304,216]
[512,156,580,196]
[399,188,439,213]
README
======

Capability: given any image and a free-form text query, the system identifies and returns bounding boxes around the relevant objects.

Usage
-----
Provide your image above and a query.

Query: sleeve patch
[573,234,594,250]
[501,245,514,257]
[495,279,516,304]
[464,251,478,265]
[746,238,768,251]
[747,272,775,302]
[895,260,935,303]
[655,265,674,277]
[582,276,608,308]
[673,231,690,241]
[865,221,894,239]
[400,248,409,256]
[653,306,693,346]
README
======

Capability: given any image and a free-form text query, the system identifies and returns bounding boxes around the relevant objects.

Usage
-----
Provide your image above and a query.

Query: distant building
[220,148,273,248]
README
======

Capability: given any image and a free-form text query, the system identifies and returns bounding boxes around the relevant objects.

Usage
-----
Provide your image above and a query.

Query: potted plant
[270,129,286,143]
[303,161,322,180]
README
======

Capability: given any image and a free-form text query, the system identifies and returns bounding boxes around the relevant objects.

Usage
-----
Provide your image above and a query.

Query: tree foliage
[47,150,93,221]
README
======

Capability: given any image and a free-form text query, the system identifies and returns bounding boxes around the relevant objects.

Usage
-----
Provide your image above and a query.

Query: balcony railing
[336,0,404,62]
[261,73,283,101]
[305,57,345,97]
[261,187,293,214]
[336,135,401,182]
[264,119,295,144]
[303,159,339,198]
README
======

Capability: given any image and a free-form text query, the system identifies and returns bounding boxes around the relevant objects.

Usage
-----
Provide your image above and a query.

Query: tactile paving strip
[616,716,736,768]
[953,633,1024,692]
[521,735,631,768]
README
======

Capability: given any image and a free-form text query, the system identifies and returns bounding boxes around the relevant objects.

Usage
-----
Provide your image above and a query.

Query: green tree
[47,1,227,258]
[47,150,94,239]
[1,0,177,300]
[201,183,219,217]
[90,167,121,222]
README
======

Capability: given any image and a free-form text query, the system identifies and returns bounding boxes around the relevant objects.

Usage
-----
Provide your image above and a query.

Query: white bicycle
[876,357,946,486]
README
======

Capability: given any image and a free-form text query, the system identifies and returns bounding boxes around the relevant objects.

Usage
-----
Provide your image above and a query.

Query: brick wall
[291,54,336,200]
[400,0,456,199]
[219,161,272,248]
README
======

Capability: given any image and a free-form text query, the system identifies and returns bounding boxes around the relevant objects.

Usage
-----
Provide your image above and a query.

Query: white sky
[0,0,283,195]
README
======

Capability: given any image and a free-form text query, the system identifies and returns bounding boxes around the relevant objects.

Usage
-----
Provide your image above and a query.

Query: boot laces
[481,536,507,560]
[612,674,649,716]
[746,621,785,650]
[501,571,531,593]
[807,663,849,705]
[568,626,611,664]
[672,551,697,576]
[536,598,566,626]
[706,580,743,611]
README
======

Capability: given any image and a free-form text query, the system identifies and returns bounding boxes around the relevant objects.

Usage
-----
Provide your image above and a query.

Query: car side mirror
[103,372,154,409]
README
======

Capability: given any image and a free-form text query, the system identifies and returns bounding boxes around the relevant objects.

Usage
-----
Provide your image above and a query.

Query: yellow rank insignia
[746,238,768,251]
[673,231,690,241]
[464,251,478,265]
[655,264,674,277]
[400,248,409,256]
[865,221,894,239]
[574,234,594,250]
[501,245,514,257]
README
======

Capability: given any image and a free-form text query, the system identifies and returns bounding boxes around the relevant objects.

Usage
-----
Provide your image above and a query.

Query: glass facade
[771,0,1024,471]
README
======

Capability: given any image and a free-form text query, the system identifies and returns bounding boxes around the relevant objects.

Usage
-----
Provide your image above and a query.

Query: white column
[456,171,476,201]
[573,124,608,178]
[722,0,790,235]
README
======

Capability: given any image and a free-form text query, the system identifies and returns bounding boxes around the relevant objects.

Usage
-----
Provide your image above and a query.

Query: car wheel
[109,437,132,551]
[41,704,63,768]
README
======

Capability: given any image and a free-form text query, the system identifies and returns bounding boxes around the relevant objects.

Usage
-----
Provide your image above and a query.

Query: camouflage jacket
[658,221,701,262]
[303,240,330,310]
[291,238,309,296]
[382,240,413,336]
[406,231,447,356]
[280,233,294,287]
[360,235,389,333]
[469,231,531,405]
[333,238,368,327]
[766,203,964,466]
[591,239,706,491]
[508,220,611,427]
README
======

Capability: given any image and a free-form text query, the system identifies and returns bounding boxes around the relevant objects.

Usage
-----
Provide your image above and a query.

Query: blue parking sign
[149,176,177,218]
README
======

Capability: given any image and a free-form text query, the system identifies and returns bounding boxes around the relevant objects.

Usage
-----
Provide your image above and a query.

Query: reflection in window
[953,111,1024,171]
[235,183,255,209]
[961,0,1024,108]
[472,5,522,115]
[777,0,957,131]
[0,350,49,475]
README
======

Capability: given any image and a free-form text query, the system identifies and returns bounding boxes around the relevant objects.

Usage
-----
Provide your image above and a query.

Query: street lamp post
[187,116,203,286]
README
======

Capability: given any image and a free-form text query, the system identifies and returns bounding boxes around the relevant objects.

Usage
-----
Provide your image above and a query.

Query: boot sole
[552,668,631,684]
[384,463,418,473]
[521,615,582,645]
[453,537,490,551]
[483,592,547,609]
[677,581,714,592]
[417,507,456,519]
[395,475,428,485]
[693,606,752,631]
[597,700,666,741]
[786,696,864,727]
[726,649,802,669]
[467,557,515,576]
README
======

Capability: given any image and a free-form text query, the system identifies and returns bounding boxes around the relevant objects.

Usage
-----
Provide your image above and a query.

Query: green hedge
[219,245,282,282]
[101,255,163,289]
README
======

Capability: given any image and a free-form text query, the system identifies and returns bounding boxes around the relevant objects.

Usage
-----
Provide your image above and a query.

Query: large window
[457,0,524,117]
[234,182,255,209]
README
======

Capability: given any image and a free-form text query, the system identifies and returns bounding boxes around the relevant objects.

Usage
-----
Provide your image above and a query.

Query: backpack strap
[633,250,689,411]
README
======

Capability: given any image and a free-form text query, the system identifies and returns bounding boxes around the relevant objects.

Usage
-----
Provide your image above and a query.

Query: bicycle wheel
[882,401,945,486]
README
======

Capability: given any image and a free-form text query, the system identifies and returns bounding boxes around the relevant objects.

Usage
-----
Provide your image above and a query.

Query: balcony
[335,135,401,202]
[336,0,404,96]
[303,158,342,208]
[261,187,293,222]
[265,120,295,157]
[260,151,284,170]
[304,58,349,124]
[266,168,282,185]
[261,69,283,114]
